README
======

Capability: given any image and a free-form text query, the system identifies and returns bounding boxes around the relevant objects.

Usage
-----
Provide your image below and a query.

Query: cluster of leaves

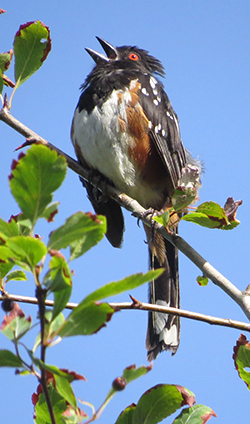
[0,143,217,423]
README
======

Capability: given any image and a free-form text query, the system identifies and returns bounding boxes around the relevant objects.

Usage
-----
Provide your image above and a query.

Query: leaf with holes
[14,21,51,89]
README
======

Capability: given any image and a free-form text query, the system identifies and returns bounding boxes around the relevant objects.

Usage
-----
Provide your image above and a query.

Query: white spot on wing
[150,76,157,89]
[153,99,159,106]
[141,87,149,96]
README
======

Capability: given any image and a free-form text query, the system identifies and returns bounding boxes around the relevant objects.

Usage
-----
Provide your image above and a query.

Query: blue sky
[1,1,250,423]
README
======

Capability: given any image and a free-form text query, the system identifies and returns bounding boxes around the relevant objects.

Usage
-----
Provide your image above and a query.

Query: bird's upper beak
[85,37,118,64]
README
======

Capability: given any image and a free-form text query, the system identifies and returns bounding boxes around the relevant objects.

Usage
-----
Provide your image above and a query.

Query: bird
[71,37,201,360]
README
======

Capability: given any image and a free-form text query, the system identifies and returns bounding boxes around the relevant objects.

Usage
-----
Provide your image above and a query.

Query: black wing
[138,74,186,188]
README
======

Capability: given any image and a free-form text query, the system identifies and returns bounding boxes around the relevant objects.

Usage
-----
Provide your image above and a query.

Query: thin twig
[36,287,56,424]
[1,294,249,333]
[1,107,250,322]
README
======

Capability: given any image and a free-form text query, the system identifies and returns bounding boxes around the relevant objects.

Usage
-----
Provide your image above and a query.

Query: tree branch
[0,294,249,333]
[1,106,250,322]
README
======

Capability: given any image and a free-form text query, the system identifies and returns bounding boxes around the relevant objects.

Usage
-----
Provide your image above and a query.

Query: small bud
[112,377,127,391]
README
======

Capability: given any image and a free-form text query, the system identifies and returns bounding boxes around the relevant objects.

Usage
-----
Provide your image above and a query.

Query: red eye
[129,53,139,61]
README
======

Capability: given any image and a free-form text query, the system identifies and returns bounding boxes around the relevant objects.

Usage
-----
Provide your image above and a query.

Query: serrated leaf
[0,349,23,367]
[173,404,217,423]
[115,404,136,424]
[5,270,27,283]
[9,145,67,227]
[59,302,115,338]
[82,269,163,306]
[132,384,195,424]
[48,212,106,255]
[14,21,51,89]
[6,236,47,270]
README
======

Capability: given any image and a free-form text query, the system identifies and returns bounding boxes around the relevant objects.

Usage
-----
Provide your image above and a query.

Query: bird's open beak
[85,37,118,64]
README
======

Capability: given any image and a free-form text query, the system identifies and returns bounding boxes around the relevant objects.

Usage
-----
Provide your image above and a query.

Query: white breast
[72,87,164,208]
[72,89,136,188]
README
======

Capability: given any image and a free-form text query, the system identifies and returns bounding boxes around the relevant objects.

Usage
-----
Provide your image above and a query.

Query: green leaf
[0,74,3,94]
[6,236,47,270]
[14,21,51,89]
[54,374,77,409]
[0,246,14,263]
[1,305,32,341]
[44,254,72,320]
[41,202,59,222]
[48,212,106,256]
[0,262,14,279]
[9,144,67,227]
[115,404,136,424]
[172,186,197,212]
[182,201,229,229]
[153,210,170,227]
[0,349,23,367]
[45,254,72,292]
[82,269,163,306]
[182,212,223,228]
[123,364,152,384]
[107,364,152,403]
[196,275,209,287]
[0,51,13,72]
[0,217,19,237]
[59,302,115,338]
[34,382,67,424]
[52,286,72,321]
[5,270,27,283]
[233,334,250,389]
[132,384,195,424]
[173,404,217,423]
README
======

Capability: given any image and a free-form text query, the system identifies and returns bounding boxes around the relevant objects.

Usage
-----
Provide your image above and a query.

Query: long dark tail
[145,226,180,361]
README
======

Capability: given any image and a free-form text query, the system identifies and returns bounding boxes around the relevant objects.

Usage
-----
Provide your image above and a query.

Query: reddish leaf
[201,410,217,423]
[1,302,25,330]
[60,368,86,382]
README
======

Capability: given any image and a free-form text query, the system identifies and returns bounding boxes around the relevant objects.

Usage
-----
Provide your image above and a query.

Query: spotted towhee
[71,37,201,360]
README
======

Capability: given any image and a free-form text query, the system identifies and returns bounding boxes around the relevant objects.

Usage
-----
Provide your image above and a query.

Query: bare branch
[0,294,249,333]
[1,107,249,322]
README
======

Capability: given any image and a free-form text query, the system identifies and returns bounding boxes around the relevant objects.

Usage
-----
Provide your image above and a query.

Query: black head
[85,37,165,77]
